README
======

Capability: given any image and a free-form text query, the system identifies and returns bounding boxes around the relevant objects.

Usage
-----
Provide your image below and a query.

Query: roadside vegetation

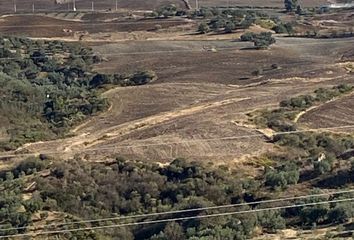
[0,36,156,151]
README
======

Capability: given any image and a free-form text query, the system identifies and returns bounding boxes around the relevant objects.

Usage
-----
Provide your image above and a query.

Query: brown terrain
[10,36,354,164]
[0,1,353,165]
[0,0,331,13]
[0,0,353,239]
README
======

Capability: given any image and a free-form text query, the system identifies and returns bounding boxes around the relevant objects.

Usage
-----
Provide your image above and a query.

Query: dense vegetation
[0,82,354,239]
[240,32,276,49]
[0,155,353,239]
[250,84,353,132]
[0,36,155,151]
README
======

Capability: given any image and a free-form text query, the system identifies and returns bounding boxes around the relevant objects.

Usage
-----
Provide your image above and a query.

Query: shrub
[198,22,210,34]
[240,32,256,41]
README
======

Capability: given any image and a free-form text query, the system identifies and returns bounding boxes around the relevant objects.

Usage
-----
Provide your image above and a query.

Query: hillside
[0,1,354,240]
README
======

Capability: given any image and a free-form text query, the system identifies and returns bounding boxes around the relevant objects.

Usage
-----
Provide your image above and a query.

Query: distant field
[93,38,353,85]
[0,0,184,13]
[194,0,330,8]
[0,15,189,37]
[15,36,354,162]
[0,0,331,13]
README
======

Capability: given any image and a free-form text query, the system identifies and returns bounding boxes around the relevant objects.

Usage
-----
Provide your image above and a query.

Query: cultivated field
[14,36,354,163]
[1,1,354,239]
[0,0,333,13]
[299,93,354,130]
[0,2,353,166]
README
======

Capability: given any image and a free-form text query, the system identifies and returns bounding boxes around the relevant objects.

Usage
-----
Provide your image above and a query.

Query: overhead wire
[1,188,353,232]
[1,197,353,238]
[1,124,354,159]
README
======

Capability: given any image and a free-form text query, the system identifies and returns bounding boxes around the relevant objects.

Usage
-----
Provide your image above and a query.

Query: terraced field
[299,93,354,131]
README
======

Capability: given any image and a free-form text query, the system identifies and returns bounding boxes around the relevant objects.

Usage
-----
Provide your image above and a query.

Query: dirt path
[63,96,250,152]
[294,89,354,123]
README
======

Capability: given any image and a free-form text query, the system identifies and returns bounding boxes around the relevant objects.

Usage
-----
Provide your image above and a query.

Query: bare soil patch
[0,0,185,13]
[299,93,354,132]
[0,15,190,38]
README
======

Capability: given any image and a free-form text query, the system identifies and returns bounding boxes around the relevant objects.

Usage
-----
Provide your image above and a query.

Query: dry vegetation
[0,0,354,239]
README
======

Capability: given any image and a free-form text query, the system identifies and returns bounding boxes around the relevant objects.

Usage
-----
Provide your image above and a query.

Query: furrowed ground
[0,1,354,239]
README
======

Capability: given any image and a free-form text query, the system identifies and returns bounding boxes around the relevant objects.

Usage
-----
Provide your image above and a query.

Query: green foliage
[196,8,270,33]
[300,205,328,225]
[272,22,294,35]
[327,203,354,223]
[257,210,286,232]
[11,157,48,178]
[265,162,299,189]
[32,158,263,239]
[0,36,154,150]
[156,4,178,18]
[240,32,256,41]
[240,32,276,49]
[198,22,210,34]
[0,177,33,236]
[284,0,299,12]
[253,85,353,134]
[224,22,236,33]
[253,32,276,49]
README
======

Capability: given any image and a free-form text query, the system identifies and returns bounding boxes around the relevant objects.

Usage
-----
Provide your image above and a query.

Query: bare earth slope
[299,93,354,130]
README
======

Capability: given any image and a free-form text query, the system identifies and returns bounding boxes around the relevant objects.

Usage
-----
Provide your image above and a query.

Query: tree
[257,210,286,232]
[284,0,298,12]
[163,222,186,240]
[198,22,210,34]
[157,4,177,18]
[300,206,328,225]
[240,32,256,41]
[130,71,157,85]
[327,204,353,223]
[224,22,235,33]
[253,32,276,49]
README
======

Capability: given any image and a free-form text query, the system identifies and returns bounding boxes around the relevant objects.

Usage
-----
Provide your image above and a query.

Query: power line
[1,124,354,159]
[1,197,353,238]
[1,188,353,232]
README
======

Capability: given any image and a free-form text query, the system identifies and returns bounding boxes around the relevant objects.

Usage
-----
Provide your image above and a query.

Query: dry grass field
[0,2,353,166]
[299,93,354,131]
[0,0,331,13]
[0,2,354,239]
[0,15,191,38]
[15,34,354,162]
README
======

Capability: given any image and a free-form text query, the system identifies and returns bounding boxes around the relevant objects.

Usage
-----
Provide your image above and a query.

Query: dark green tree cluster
[240,32,276,49]
[194,8,270,33]
[252,84,353,132]
[0,36,154,151]
[28,157,290,239]
[265,162,300,189]
[284,0,299,12]
[1,153,354,238]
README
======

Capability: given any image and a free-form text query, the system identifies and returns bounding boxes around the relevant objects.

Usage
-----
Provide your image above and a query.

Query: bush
[253,32,276,49]
[224,22,235,33]
[198,22,210,34]
[12,157,47,178]
[265,162,299,189]
[130,71,157,85]
[240,32,256,41]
